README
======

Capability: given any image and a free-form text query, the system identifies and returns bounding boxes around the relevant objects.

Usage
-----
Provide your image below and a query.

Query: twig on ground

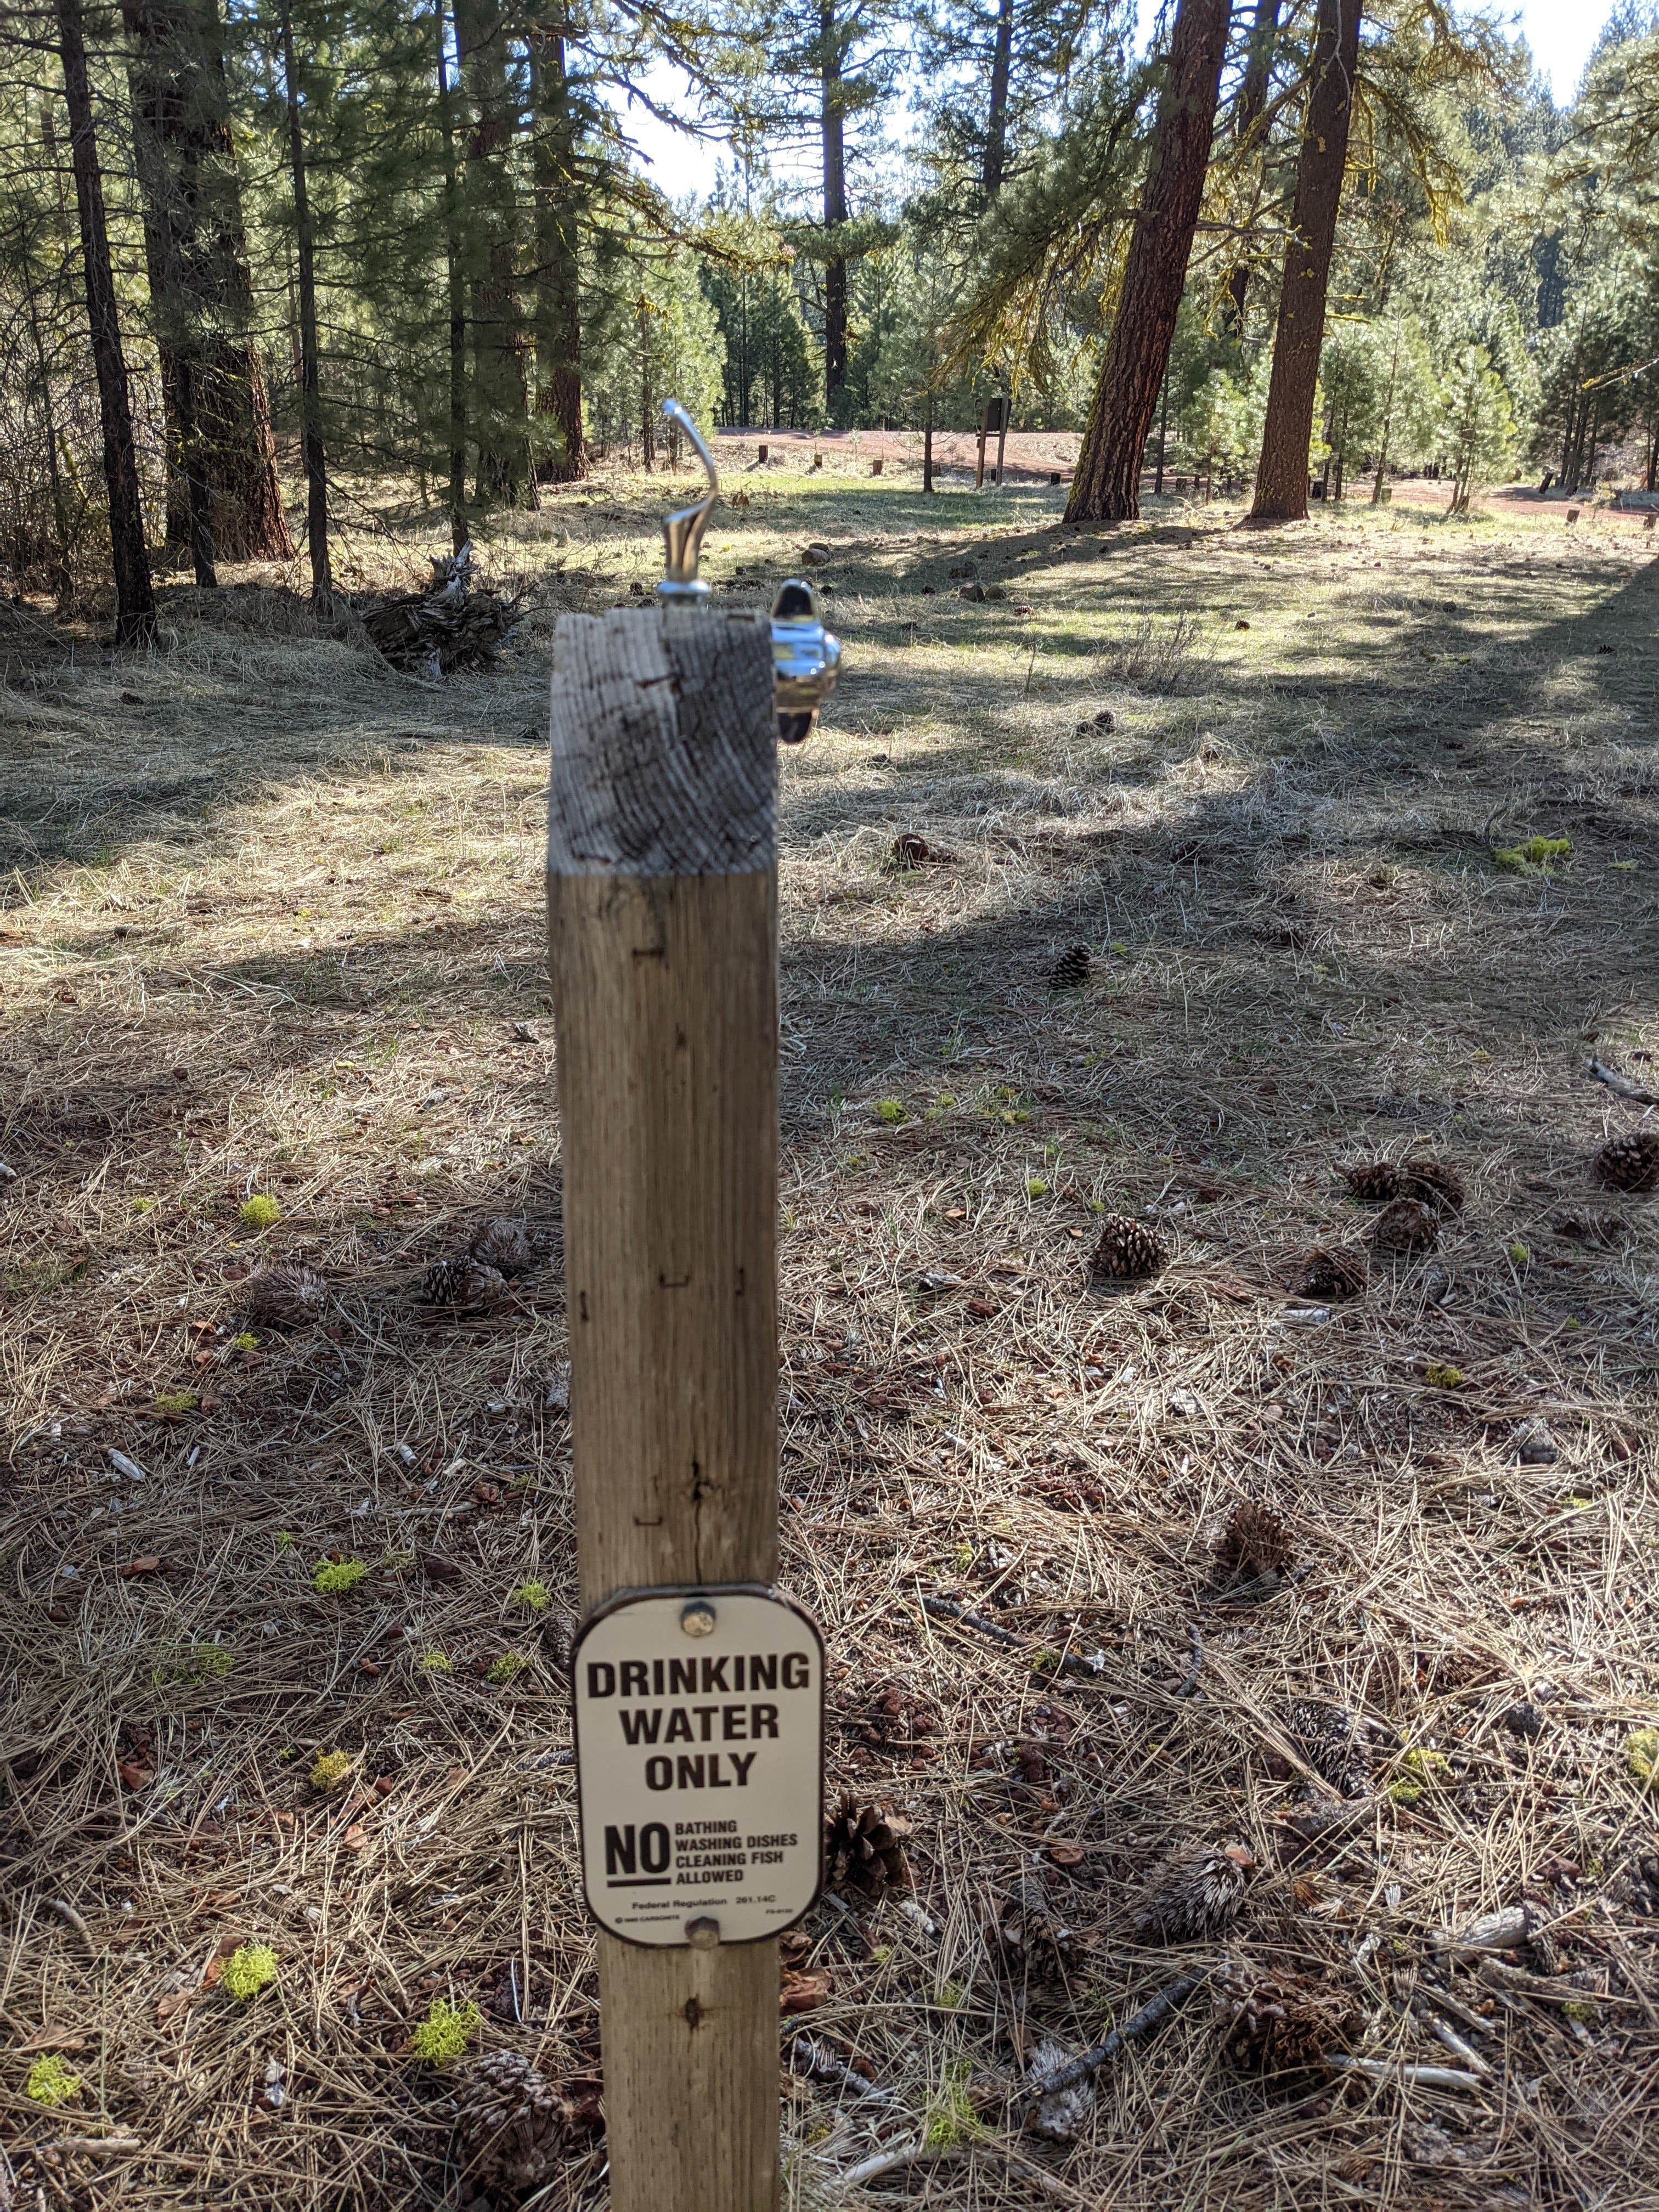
[1021,1971,1207,2114]
[1583,1057,1659,1108]
[1413,2004,1491,2076]
[1323,2055,1486,2092]
[1172,1623,1203,1699]
[836,2142,968,2188]
[791,2033,892,2101]
[919,1594,1111,1680]
[42,2136,143,2156]
[46,1898,95,1956]
[834,2139,1077,2205]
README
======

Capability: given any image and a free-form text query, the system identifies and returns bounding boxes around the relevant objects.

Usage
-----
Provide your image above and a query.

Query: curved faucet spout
[658,399,718,597]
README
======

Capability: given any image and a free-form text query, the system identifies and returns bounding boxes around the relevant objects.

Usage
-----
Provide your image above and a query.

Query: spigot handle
[771,578,840,744]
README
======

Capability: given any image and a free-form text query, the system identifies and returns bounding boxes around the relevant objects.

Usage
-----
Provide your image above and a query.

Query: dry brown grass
[2,471,1658,2210]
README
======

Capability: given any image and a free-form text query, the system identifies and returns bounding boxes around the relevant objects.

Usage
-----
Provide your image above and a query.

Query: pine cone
[1343,1160,1402,1204]
[469,1215,535,1276]
[420,1256,506,1310]
[1214,1499,1295,1581]
[1286,1699,1373,1799]
[1593,1130,1659,1193]
[1370,1197,1439,1254]
[1217,1970,1356,2073]
[453,2050,574,2190]
[1290,1245,1365,1301]
[1401,1159,1465,1215]
[825,1796,911,1897]
[1133,1842,1254,1943]
[998,1874,1084,1979]
[1046,944,1091,991]
[240,1265,326,1329]
[1089,1214,1167,1283]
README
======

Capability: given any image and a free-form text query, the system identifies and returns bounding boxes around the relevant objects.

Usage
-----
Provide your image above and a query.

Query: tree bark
[1248,0,1361,523]
[531,25,586,483]
[983,0,1014,201]
[122,0,294,566]
[1064,0,1229,524]
[820,0,847,411]
[457,0,532,503]
[278,0,329,605]
[1224,0,1282,329]
[57,0,156,643]
[436,0,469,548]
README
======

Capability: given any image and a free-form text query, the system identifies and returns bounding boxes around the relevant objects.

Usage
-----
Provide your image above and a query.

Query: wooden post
[545,603,781,2212]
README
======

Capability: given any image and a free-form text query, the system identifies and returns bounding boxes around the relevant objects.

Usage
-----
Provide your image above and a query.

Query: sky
[617,0,1621,206]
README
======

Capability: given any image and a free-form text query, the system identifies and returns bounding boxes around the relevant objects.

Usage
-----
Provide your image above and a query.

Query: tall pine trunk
[983,0,1013,200]
[531,26,585,483]
[57,0,156,643]
[1224,0,1282,329]
[435,0,468,546]
[278,0,329,604]
[457,0,532,504]
[820,0,847,412]
[1064,0,1229,524]
[122,0,294,566]
[1249,0,1361,523]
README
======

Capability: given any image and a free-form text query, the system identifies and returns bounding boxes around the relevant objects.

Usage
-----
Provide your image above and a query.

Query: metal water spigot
[770,577,841,744]
[654,397,840,742]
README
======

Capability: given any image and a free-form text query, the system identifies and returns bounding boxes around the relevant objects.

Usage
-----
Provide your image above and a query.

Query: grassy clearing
[2,465,1658,2210]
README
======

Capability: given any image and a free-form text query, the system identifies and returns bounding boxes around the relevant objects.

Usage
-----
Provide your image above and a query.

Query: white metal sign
[571,1584,825,1946]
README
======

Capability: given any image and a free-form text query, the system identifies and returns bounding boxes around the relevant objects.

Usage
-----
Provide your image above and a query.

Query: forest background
[2,0,1658,634]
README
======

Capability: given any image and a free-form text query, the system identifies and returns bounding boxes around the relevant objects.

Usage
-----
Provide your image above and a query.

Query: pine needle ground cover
[2,471,1657,2210]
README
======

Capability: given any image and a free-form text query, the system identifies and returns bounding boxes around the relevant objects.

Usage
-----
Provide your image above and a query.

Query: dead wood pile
[356,543,523,675]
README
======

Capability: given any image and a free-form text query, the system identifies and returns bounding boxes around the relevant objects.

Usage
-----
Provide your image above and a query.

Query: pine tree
[55,0,156,641]
[1439,342,1515,512]
[1064,0,1229,523]
[529,17,585,482]
[1249,0,1361,522]
[121,0,295,572]
[457,0,531,504]
[276,0,329,602]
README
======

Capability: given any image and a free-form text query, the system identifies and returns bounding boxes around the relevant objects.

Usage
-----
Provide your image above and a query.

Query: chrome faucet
[656,398,840,743]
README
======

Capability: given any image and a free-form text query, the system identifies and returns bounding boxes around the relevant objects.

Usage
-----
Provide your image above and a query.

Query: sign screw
[686,1917,720,1949]
[680,1598,718,1638]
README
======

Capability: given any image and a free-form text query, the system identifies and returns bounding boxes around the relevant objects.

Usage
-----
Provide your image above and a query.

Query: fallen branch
[1583,1057,1659,1108]
[1022,1970,1206,2115]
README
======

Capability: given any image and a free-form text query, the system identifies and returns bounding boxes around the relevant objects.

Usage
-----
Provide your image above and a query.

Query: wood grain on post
[545,604,781,2212]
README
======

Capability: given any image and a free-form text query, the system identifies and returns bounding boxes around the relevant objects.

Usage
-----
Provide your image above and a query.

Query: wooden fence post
[546,602,782,2212]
